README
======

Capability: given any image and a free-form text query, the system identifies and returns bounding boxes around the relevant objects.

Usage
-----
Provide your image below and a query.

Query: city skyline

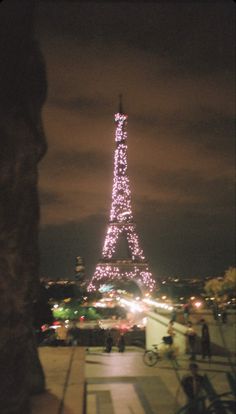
[35,2,235,281]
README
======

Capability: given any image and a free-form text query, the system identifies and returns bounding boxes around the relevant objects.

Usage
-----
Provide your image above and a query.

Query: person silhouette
[117,333,125,352]
[200,319,211,361]
[185,321,197,360]
[105,332,113,353]
[181,362,206,413]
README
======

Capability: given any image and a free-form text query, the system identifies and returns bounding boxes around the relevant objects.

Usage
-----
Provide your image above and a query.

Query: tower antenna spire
[118,93,124,114]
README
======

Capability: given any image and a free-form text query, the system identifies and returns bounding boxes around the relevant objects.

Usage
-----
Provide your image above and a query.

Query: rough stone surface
[0,2,47,412]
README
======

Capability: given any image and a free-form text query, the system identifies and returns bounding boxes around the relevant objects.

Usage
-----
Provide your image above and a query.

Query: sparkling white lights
[88,111,156,293]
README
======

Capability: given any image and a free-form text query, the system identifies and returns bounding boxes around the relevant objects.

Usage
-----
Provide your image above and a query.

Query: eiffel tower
[88,97,155,293]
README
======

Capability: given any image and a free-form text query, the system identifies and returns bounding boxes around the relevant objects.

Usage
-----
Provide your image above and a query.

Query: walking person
[117,333,125,352]
[105,332,113,353]
[212,301,219,321]
[183,303,190,324]
[219,304,228,324]
[200,319,211,361]
[166,320,175,345]
[171,306,177,322]
[185,321,197,360]
[181,362,206,414]
[56,322,68,346]
[67,321,80,346]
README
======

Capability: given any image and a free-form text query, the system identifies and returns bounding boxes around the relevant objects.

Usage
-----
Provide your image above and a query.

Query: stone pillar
[0,2,47,412]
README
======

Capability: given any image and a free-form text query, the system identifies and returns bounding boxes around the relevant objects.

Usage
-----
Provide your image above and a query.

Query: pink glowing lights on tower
[88,98,155,293]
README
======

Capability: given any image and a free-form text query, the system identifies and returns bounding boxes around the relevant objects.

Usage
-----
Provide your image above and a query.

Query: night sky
[35,2,235,282]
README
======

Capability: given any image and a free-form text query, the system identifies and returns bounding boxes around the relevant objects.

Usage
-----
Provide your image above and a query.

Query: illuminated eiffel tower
[88,97,155,293]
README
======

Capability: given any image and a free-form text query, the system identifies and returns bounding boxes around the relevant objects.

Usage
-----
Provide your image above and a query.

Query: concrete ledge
[146,311,190,354]
[146,311,236,357]
[31,347,86,414]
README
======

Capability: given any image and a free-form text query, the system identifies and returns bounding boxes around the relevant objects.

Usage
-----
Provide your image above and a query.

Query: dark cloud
[39,189,61,206]
[135,199,235,278]
[132,111,235,156]
[36,2,234,74]
[39,214,106,279]
[45,149,110,174]
[148,170,233,204]
[134,171,234,218]
[179,110,235,143]
[35,2,235,280]
[39,200,235,280]
[49,95,110,114]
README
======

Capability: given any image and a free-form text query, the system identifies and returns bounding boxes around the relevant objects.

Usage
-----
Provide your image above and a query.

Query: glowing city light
[194,301,202,308]
[143,298,173,311]
[120,298,143,313]
[94,302,107,308]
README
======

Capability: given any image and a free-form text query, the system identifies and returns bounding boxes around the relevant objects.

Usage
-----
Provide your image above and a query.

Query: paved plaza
[31,314,236,414]
[85,347,235,414]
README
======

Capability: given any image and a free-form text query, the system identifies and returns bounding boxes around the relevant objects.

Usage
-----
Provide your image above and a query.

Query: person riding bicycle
[162,320,180,367]
[163,319,175,345]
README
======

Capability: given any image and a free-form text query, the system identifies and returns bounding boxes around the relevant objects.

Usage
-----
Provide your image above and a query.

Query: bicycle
[143,337,178,367]
[143,343,161,366]
[176,392,236,414]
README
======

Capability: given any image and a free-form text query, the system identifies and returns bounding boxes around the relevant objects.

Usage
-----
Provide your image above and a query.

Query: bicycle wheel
[143,350,158,366]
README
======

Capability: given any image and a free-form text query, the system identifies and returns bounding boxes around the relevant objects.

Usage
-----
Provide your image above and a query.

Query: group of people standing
[182,302,211,361]
[165,316,211,362]
[105,332,125,353]
[185,319,211,361]
[165,317,212,413]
